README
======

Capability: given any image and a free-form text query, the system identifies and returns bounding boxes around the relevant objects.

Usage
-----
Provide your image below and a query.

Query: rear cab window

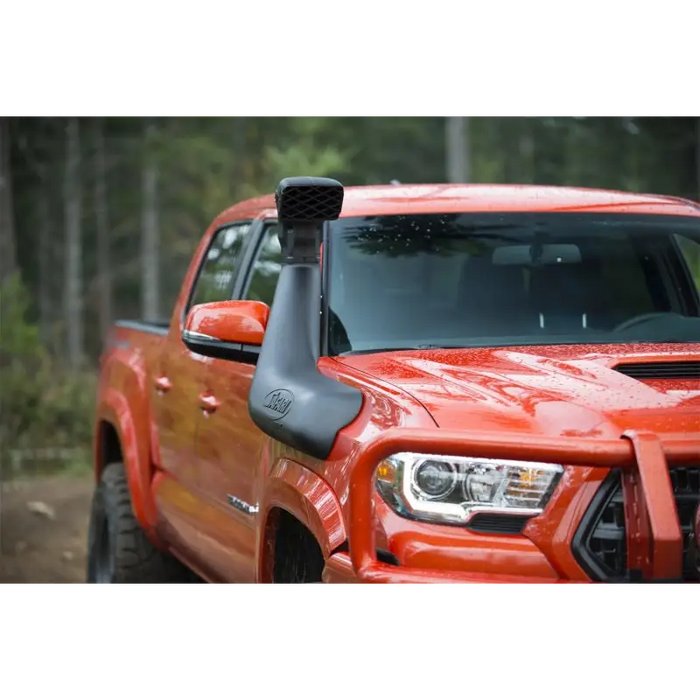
[244,222,282,306]
[676,233,700,291]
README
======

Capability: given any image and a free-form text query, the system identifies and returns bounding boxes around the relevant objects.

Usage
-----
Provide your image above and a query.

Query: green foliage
[7,116,700,364]
[254,118,353,187]
[0,273,95,475]
[0,272,42,362]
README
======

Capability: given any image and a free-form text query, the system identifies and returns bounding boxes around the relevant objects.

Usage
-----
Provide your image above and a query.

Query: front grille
[467,513,529,535]
[573,467,700,582]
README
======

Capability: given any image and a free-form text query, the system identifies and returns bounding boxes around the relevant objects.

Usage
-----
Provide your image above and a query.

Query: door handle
[154,375,172,394]
[199,393,220,414]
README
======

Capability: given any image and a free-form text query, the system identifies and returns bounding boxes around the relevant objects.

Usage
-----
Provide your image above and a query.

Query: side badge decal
[227,494,259,516]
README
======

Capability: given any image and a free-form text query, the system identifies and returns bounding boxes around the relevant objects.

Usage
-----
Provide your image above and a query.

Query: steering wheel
[613,312,681,333]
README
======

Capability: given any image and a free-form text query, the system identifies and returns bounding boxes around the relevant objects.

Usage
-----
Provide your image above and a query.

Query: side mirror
[182,300,269,364]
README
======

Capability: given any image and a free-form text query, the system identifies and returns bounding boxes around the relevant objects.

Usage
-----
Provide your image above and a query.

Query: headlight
[375,452,564,526]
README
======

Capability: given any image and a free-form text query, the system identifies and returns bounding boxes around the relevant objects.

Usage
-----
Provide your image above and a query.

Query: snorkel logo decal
[262,389,294,419]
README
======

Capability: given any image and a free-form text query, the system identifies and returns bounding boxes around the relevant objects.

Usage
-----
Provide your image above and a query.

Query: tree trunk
[64,117,83,369]
[94,119,112,341]
[446,117,470,183]
[38,186,52,343]
[15,120,54,344]
[0,118,17,284]
[519,119,536,184]
[232,117,248,200]
[142,120,160,321]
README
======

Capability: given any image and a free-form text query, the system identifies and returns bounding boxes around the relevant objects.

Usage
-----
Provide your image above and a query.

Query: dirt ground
[0,475,93,583]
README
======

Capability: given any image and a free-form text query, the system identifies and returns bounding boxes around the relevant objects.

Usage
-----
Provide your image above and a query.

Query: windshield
[325,212,700,355]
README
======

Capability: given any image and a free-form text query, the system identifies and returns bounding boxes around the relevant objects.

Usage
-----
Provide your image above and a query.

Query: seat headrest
[458,254,525,312]
[530,264,589,315]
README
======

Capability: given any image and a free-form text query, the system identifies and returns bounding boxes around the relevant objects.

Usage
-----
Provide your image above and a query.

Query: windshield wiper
[339,344,465,356]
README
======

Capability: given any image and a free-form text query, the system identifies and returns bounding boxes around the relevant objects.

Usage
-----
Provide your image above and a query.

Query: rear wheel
[87,462,197,583]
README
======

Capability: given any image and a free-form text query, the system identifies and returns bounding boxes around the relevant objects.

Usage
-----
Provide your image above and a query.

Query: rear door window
[244,223,282,306]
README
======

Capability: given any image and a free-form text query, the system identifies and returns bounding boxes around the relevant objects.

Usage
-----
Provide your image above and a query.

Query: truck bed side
[94,320,169,538]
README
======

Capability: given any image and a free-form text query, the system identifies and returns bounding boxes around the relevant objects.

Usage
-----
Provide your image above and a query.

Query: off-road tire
[87,462,197,583]
[273,510,325,583]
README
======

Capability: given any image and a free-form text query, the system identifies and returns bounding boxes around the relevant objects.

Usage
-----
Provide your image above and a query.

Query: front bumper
[332,428,699,583]
[322,551,572,583]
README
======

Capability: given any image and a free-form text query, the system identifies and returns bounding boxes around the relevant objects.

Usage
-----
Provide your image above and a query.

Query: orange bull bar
[345,429,700,583]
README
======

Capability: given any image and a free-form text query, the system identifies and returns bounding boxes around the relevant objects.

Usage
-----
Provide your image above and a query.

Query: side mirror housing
[182,300,269,363]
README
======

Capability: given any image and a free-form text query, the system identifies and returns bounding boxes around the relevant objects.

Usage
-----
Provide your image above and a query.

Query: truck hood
[336,343,700,440]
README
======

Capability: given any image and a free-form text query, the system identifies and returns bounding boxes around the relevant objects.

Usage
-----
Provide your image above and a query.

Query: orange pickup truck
[88,177,700,583]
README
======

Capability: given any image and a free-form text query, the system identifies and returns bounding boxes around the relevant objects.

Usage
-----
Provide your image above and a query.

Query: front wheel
[87,462,197,583]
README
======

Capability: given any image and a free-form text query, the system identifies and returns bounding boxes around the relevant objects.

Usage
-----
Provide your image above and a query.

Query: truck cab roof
[215,183,700,226]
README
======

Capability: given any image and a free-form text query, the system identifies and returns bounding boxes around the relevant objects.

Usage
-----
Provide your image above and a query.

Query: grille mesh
[575,467,700,581]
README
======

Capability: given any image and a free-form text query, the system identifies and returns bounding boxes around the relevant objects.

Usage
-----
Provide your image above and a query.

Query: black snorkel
[248,177,364,460]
